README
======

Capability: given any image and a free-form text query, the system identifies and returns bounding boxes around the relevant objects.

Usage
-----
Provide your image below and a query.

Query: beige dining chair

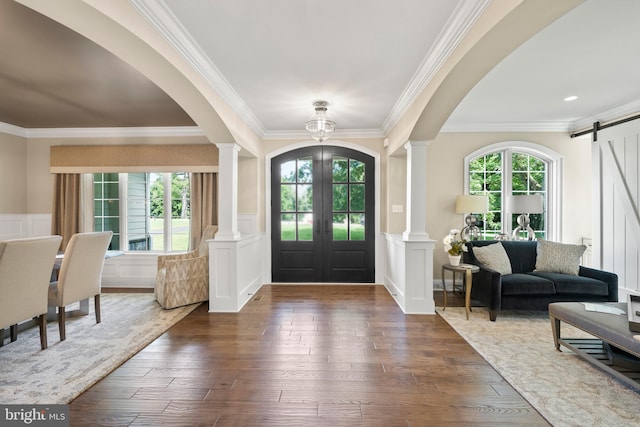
[48,231,112,341]
[0,235,62,350]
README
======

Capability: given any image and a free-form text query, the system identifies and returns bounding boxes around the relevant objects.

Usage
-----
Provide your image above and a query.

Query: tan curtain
[51,174,82,251]
[190,173,217,249]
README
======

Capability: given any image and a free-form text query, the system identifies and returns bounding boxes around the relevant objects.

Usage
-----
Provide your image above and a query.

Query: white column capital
[215,142,242,153]
[404,140,429,150]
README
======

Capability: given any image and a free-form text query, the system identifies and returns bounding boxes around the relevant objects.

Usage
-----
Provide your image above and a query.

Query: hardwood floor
[70,285,549,426]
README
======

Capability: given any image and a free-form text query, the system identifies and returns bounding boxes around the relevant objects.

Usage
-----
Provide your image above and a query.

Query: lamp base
[512,225,536,241]
[461,214,481,241]
[461,225,480,241]
[512,213,536,240]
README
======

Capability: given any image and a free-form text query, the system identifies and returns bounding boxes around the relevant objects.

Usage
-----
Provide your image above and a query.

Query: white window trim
[463,141,563,241]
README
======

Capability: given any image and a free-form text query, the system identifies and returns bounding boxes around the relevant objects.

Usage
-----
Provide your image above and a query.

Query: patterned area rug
[438,306,640,427]
[0,293,199,404]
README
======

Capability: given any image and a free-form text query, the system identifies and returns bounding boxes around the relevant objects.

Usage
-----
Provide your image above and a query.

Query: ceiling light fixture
[564,95,578,102]
[305,100,335,142]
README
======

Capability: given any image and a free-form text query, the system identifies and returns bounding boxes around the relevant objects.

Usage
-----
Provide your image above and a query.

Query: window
[465,142,561,240]
[93,172,191,252]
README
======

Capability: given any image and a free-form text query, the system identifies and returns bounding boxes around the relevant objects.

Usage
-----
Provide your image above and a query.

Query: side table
[441,263,480,320]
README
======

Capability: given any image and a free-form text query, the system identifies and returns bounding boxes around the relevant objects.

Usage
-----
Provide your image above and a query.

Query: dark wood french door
[271,146,375,282]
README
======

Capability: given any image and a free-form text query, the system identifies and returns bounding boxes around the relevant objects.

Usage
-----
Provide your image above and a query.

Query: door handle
[316,220,321,234]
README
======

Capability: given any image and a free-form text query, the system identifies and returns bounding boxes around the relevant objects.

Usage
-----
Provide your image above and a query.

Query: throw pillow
[472,243,512,275]
[535,240,586,275]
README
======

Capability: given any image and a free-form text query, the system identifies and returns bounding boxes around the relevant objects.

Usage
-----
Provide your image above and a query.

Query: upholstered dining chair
[48,231,112,341]
[0,235,62,350]
[155,225,217,309]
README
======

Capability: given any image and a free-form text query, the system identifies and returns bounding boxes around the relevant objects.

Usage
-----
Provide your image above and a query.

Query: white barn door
[594,120,640,300]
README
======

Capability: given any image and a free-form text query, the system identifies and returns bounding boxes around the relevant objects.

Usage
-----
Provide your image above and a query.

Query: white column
[215,143,241,240]
[403,140,429,241]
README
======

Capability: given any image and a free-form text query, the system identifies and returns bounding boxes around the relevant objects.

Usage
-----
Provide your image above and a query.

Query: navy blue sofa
[463,240,618,321]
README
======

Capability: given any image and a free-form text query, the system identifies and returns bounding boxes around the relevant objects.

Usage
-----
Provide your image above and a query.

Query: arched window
[464,142,562,241]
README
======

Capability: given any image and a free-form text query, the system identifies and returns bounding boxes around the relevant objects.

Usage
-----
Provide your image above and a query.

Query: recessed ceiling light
[564,95,578,102]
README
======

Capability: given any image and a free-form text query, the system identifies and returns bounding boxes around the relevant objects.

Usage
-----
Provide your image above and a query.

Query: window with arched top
[464,142,562,241]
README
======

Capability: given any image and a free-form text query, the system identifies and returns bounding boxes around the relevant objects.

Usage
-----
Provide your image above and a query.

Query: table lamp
[506,194,543,240]
[455,195,489,241]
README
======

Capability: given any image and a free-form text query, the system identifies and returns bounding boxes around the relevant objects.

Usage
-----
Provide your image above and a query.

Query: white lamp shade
[455,195,488,214]
[506,194,543,213]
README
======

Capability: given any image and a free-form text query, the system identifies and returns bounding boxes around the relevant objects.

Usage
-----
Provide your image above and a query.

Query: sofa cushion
[535,240,586,275]
[529,271,609,296]
[472,242,512,275]
[501,273,556,296]
[500,241,538,273]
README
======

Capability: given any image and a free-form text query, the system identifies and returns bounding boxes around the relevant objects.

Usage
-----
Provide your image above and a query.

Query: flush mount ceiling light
[564,95,578,102]
[305,100,336,142]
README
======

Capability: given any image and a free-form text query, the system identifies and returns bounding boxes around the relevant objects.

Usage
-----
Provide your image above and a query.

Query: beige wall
[387,154,407,234]
[238,156,258,215]
[428,131,592,275]
[0,133,28,213]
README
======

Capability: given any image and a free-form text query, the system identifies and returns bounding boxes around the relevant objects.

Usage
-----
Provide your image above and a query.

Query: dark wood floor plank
[69,286,550,426]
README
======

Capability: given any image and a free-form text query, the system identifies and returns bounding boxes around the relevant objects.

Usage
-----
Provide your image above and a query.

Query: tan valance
[50,144,218,173]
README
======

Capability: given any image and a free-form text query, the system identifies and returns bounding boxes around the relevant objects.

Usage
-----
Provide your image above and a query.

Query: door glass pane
[333,157,348,182]
[350,184,365,211]
[281,214,295,240]
[333,214,347,240]
[298,214,313,241]
[333,184,348,211]
[350,214,365,240]
[349,160,365,182]
[281,184,295,212]
[297,184,313,212]
[281,160,296,183]
[297,157,312,183]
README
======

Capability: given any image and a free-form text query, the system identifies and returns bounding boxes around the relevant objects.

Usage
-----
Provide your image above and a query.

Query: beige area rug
[0,293,199,404]
[438,306,640,427]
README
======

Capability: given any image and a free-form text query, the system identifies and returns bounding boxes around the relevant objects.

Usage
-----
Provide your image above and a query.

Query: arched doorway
[271,146,375,282]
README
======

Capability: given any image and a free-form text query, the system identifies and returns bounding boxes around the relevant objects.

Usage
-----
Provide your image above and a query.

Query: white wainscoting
[383,233,436,315]
[208,233,265,312]
[101,253,157,288]
[0,214,52,240]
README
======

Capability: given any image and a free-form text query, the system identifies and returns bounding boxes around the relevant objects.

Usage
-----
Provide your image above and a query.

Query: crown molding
[0,122,27,138]
[570,99,640,133]
[440,121,572,133]
[130,0,266,137]
[381,0,491,134]
[0,123,204,139]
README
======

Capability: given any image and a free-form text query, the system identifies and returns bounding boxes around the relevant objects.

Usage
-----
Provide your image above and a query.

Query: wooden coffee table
[549,302,640,390]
